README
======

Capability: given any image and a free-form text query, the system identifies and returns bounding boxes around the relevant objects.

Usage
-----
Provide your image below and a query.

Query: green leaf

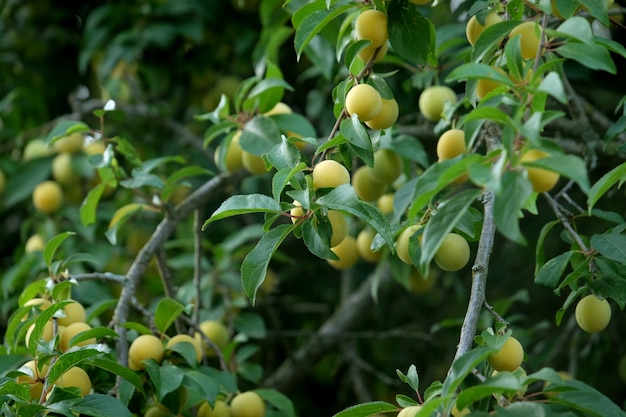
[204,194,283,227]
[388,1,434,65]
[271,163,308,201]
[241,224,294,304]
[463,106,516,128]
[554,16,594,44]
[494,171,532,245]
[255,389,298,417]
[294,2,353,59]
[534,220,561,272]
[234,312,267,339]
[302,215,338,260]
[471,20,521,63]
[420,189,481,269]
[44,232,76,269]
[537,72,567,104]
[240,115,282,155]
[340,115,373,166]
[456,372,524,410]
[3,157,52,209]
[154,298,185,334]
[556,42,616,74]
[587,162,626,213]
[71,393,132,417]
[442,347,496,396]
[523,153,590,194]
[590,233,626,263]
[45,121,90,145]
[333,401,399,417]
[591,257,626,309]
[48,348,106,383]
[270,113,317,138]
[396,365,420,392]
[182,370,220,405]
[80,183,106,227]
[446,63,515,86]
[550,379,624,417]
[89,357,144,395]
[578,0,610,26]
[534,251,574,288]
[196,94,231,124]
[247,78,293,100]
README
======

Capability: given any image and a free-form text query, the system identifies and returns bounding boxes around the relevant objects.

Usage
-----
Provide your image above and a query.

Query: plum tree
[352,165,387,202]
[128,334,165,370]
[57,300,87,327]
[509,21,542,60]
[59,322,96,351]
[345,84,383,122]
[418,85,457,122]
[487,336,524,372]
[355,9,387,48]
[371,148,402,184]
[466,12,503,46]
[436,129,466,161]
[520,149,560,193]
[433,233,470,272]
[395,225,421,265]
[195,320,229,357]
[199,399,231,417]
[166,334,203,363]
[327,236,359,270]
[229,391,266,417]
[356,228,381,263]
[575,295,611,333]
[327,210,348,248]
[54,366,92,396]
[312,160,350,190]
[365,98,399,130]
[32,180,63,214]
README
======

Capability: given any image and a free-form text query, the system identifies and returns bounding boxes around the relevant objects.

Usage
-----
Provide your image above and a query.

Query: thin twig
[192,208,203,328]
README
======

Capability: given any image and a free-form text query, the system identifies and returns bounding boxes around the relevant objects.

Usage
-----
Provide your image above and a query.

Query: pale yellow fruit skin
[509,21,541,60]
[57,300,87,327]
[476,67,508,100]
[84,140,106,155]
[466,12,503,46]
[199,400,231,417]
[23,139,52,160]
[418,86,457,122]
[16,360,48,399]
[327,210,348,248]
[397,405,422,417]
[365,98,399,130]
[377,193,394,214]
[53,132,85,154]
[396,225,421,265]
[452,404,471,417]
[408,268,437,294]
[216,131,244,173]
[355,9,388,48]
[166,334,203,363]
[54,366,92,396]
[356,228,382,262]
[32,180,63,214]
[372,148,402,184]
[194,320,229,357]
[290,200,305,224]
[25,234,46,253]
[129,334,165,370]
[488,336,524,372]
[575,295,611,333]
[312,160,350,190]
[520,149,560,193]
[52,152,80,186]
[25,321,54,348]
[230,391,266,417]
[437,129,466,161]
[264,102,292,116]
[242,151,268,175]
[327,236,359,270]
[358,41,388,63]
[434,233,470,272]
[352,166,387,202]
[345,84,383,122]
[59,322,96,352]
[144,405,173,417]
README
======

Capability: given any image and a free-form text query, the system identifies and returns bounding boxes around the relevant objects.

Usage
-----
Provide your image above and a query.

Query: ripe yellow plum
[466,12,502,46]
[476,67,508,100]
[23,138,51,160]
[25,321,55,348]
[54,366,92,396]
[327,236,359,270]
[355,9,388,48]
[358,41,389,64]
[57,300,87,327]
[520,149,560,193]
[396,225,421,265]
[199,400,231,417]
[216,131,244,173]
[345,84,383,122]
[575,294,611,333]
[352,165,387,202]
[437,129,466,161]
[166,334,203,363]
[365,98,399,130]
[312,160,350,190]
[32,180,63,214]
[509,21,542,60]
[372,148,402,184]
[418,86,457,122]
[327,210,348,248]
[17,360,48,399]
[242,151,268,175]
[377,193,394,214]
[84,140,106,155]
[408,268,438,294]
[25,234,46,253]
[356,228,382,262]
[290,200,306,224]
[265,102,292,116]
[59,322,96,351]
[488,336,524,372]
[129,334,165,370]
[194,320,229,357]
[143,406,173,417]
[434,233,470,272]
[52,152,80,186]
[53,132,85,154]
[229,391,266,417]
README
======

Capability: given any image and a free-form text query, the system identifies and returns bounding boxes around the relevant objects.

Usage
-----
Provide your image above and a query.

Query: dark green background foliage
[2,0,626,416]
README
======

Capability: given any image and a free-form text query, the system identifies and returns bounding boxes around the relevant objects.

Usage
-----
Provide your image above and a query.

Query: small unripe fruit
[290,200,305,224]
[129,334,165,370]
[166,334,203,363]
[488,336,524,372]
[356,228,382,262]
[575,295,611,333]
[312,160,350,190]
[327,236,359,270]
[32,180,63,214]
[355,9,388,48]
[57,300,87,327]
[396,225,421,265]
[418,86,457,122]
[372,148,402,184]
[365,98,399,130]
[433,233,470,272]
[327,210,348,248]
[352,166,387,202]
[195,320,229,357]
[437,129,466,161]
[520,149,560,193]
[509,21,542,60]
[230,391,266,417]
[59,322,96,351]
[54,366,92,396]
[466,12,503,46]
[345,84,383,122]
[199,400,231,417]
